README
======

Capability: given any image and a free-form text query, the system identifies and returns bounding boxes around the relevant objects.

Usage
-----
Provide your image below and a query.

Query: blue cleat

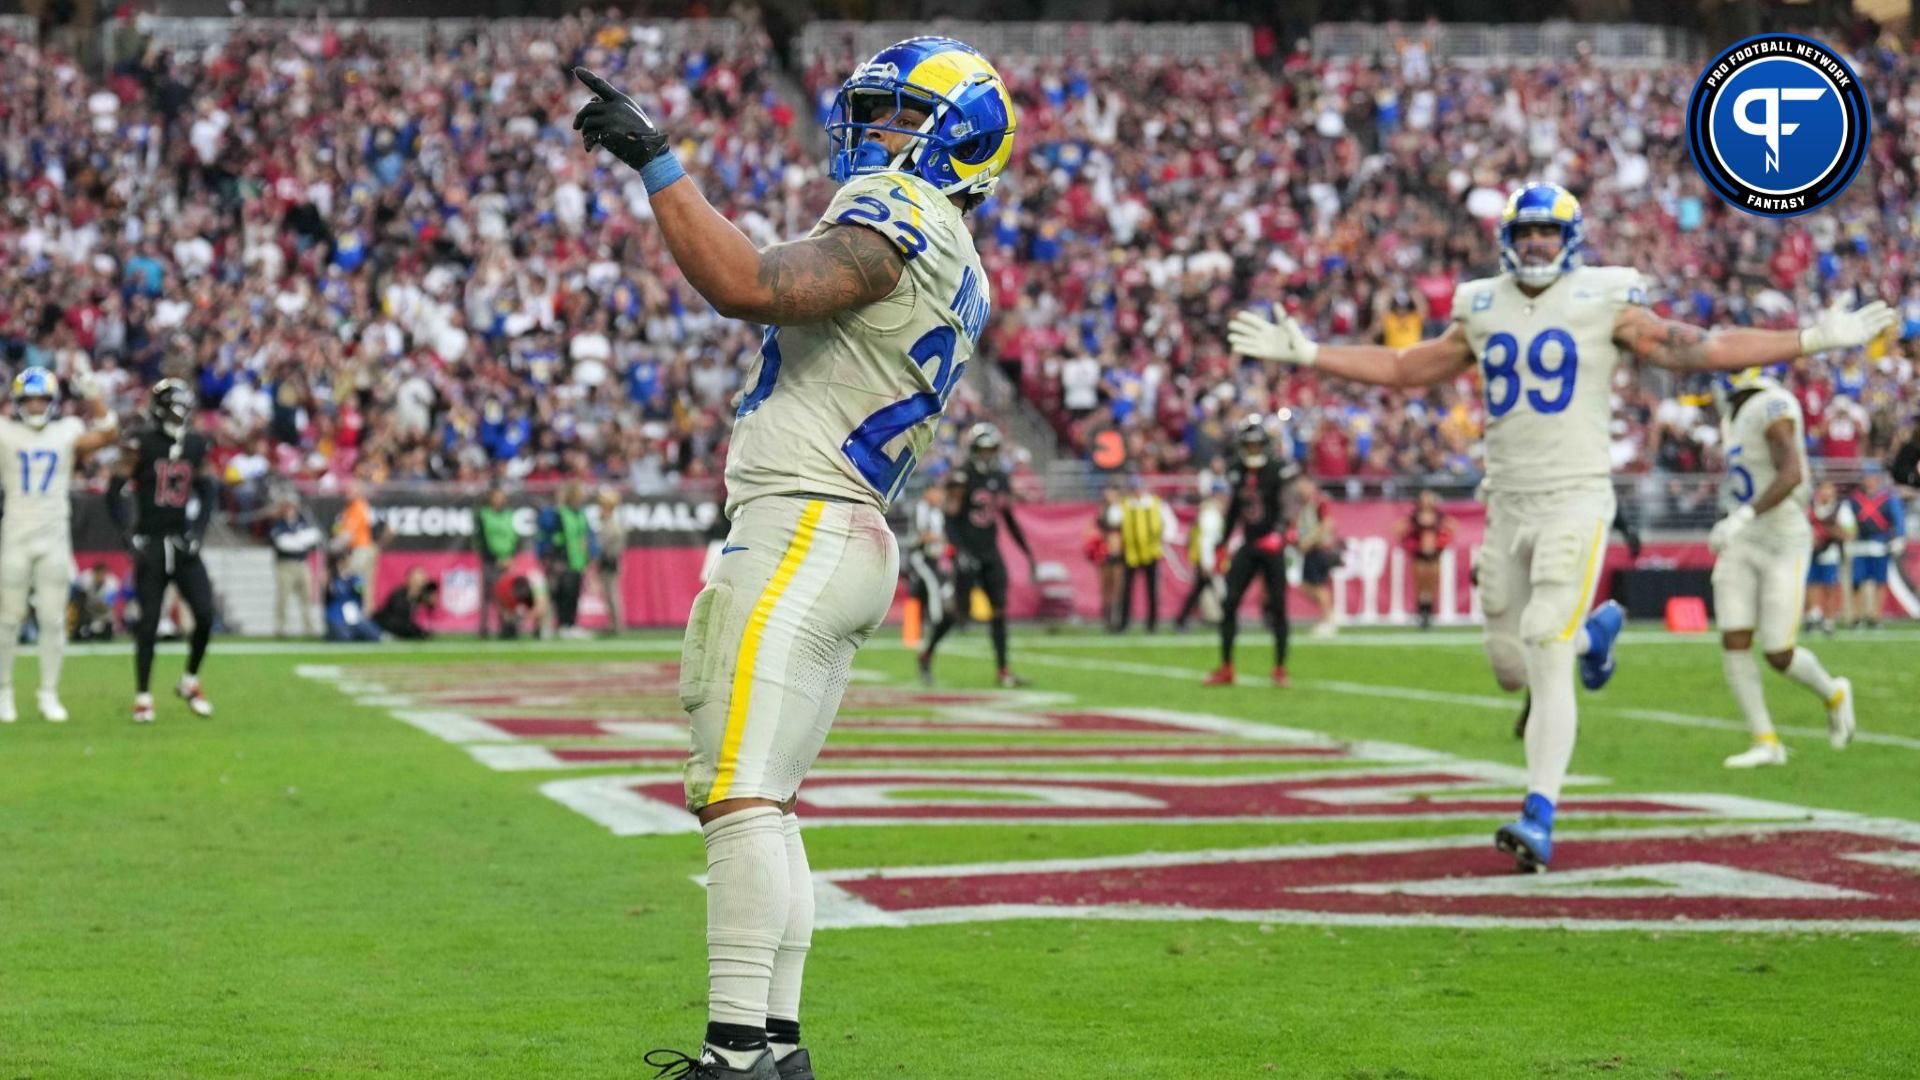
[1494,793,1555,873]
[1578,600,1625,691]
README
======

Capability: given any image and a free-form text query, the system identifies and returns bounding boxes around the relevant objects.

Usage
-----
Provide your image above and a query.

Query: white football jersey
[1452,265,1646,495]
[1723,384,1811,534]
[725,171,988,517]
[0,416,86,541]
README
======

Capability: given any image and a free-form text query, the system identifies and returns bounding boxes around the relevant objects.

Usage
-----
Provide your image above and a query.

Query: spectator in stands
[537,483,596,639]
[593,487,627,634]
[474,487,521,640]
[373,568,438,641]
[269,497,323,638]
[4,16,1915,519]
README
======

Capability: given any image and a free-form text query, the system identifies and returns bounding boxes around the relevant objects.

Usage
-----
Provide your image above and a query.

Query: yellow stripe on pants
[710,500,825,802]
[1557,518,1609,641]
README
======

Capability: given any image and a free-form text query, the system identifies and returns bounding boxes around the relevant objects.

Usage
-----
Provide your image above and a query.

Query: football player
[904,476,949,660]
[0,366,119,723]
[917,423,1036,688]
[1709,368,1854,768]
[1204,416,1300,686]
[107,378,220,723]
[574,36,1015,1080]
[1229,181,1893,871]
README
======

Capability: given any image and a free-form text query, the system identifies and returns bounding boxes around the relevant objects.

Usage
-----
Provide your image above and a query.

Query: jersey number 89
[1482,329,1578,419]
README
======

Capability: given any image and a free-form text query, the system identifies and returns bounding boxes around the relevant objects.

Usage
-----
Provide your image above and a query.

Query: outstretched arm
[1614,301,1895,372]
[1228,312,1476,388]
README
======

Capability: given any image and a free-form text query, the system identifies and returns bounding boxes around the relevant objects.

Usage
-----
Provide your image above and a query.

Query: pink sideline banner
[359,503,1914,628]
[69,500,1904,631]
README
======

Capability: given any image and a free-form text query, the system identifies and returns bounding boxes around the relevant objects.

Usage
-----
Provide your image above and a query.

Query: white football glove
[1708,504,1756,554]
[1799,300,1895,355]
[68,355,99,401]
[1228,310,1319,367]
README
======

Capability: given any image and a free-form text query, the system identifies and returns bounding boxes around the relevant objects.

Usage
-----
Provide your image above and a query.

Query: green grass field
[5,626,1920,1079]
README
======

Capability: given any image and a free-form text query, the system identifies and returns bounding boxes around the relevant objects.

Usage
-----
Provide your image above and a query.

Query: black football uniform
[920,460,1034,677]
[1219,457,1299,668]
[109,425,218,694]
[948,462,1018,616]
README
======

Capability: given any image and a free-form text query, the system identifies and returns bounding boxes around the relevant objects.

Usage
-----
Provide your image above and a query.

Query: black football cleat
[775,1049,815,1080]
[643,1048,777,1080]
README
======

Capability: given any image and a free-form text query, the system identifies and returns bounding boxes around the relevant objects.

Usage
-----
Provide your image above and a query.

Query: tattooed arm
[1612,306,1812,372]
[647,181,904,324]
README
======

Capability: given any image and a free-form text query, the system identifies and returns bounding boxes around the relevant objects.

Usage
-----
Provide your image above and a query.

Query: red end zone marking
[826,827,1920,928]
[544,744,1348,765]
[485,718,639,738]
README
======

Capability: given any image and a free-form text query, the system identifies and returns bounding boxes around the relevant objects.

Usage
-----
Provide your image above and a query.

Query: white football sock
[767,814,813,1061]
[1781,647,1839,703]
[1722,649,1774,740]
[1574,628,1592,656]
[1521,640,1578,803]
[703,806,789,1032]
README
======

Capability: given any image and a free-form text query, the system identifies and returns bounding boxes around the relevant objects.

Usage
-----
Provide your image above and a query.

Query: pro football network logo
[1686,34,1870,218]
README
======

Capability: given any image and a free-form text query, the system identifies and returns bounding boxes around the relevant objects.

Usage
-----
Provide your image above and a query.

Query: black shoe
[917,651,933,687]
[644,1048,777,1079]
[775,1049,815,1080]
[1512,690,1531,740]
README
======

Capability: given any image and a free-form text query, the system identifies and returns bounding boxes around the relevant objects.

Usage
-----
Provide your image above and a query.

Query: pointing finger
[573,66,623,102]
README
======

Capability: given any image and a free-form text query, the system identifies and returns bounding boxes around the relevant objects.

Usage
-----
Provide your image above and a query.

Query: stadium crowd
[1,12,1916,515]
[808,24,1920,481]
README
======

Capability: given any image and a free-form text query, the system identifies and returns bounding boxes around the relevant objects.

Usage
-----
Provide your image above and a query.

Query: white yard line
[958,644,1920,753]
[934,628,1920,650]
[59,638,686,658]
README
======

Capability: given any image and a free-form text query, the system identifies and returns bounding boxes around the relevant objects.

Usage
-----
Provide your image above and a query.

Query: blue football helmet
[1499,182,1585,288]
[12,367,58,429]
[1712,364,1787,416]
[826,36,1017,200]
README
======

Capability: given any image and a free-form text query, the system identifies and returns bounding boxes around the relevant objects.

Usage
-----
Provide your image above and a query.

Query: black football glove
[572,67,669,172]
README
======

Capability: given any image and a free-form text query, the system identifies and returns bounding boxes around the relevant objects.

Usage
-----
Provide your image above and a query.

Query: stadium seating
[0,15,1914,509]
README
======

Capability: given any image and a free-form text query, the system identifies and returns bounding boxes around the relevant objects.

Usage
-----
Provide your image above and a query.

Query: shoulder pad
[1579,265,1650,307]
[1451,276,1499,321]
[821,172,944,262]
